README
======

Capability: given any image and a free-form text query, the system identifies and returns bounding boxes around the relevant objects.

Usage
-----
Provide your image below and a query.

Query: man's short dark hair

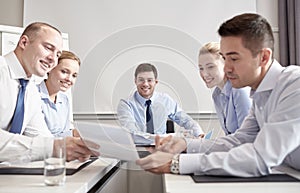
[134,63,158,79]
[218,13,274,58]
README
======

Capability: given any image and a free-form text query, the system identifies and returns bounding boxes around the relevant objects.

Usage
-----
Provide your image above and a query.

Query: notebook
[0,157,96,175]
[191,174,300,183]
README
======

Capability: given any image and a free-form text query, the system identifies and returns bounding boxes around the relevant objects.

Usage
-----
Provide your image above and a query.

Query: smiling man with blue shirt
[117,63,204,138]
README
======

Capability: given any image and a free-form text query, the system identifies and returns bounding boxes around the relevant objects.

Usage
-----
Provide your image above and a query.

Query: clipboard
[0,157,96,175]
[191,174,300,183]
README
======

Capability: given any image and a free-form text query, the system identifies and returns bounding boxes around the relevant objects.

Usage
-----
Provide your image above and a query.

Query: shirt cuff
[31,136,54,161]
[185,138,202,153]
[179,153,200,174]
[191,127,204,137]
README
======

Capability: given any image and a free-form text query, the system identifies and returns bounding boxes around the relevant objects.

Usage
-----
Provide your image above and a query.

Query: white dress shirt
[0,52,53,162]
[180,60,300,177]
[0,129,52,162]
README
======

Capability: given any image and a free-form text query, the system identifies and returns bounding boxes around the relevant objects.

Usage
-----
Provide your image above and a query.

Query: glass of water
[44,137,66,186]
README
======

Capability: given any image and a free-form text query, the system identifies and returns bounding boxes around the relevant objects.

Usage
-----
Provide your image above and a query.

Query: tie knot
[146,99,151,106]
[19,79,29,88]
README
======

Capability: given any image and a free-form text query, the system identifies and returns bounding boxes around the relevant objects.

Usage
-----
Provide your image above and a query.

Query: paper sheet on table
[76,122,139,161]
[0,159,90,169]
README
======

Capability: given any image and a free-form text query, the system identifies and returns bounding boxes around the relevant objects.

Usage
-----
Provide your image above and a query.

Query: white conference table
[0,157,119,193]
[1,156,300,193]
[164,165,300,193]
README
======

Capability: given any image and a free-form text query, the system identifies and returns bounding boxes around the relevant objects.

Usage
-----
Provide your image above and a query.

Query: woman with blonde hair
[198,42,251,134]
[38,50,81,137]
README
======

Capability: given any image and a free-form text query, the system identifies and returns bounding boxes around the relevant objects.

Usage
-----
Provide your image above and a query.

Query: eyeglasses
[136,78,156,84]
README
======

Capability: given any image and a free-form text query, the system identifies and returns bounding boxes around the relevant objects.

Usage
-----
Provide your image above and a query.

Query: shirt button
[192,149,196,153]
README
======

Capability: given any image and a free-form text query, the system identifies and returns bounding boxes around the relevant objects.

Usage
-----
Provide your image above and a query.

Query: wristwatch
[170,154,180,174]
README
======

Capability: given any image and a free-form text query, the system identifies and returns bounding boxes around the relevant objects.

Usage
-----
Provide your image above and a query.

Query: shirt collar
[5,52,29,80]
[222,80,232,97]
[134,91,157,106]
[39,81,50,99]
[39,80,64,104]
[254,60,284,94]
[212,80,231,98]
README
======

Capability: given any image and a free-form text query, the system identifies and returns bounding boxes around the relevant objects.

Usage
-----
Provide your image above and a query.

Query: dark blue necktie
[145,100,154,134]
[10,79,29,134]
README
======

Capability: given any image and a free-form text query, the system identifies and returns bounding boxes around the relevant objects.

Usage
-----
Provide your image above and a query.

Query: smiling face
[20,25,63,77]
[198,53,225,89]
[135,71,158,99]
[46,58,80,93]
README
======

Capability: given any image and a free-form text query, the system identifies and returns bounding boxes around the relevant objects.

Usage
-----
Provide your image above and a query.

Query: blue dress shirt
[213,80,252,135]
[38,81,72,137]
[117,91,204,136]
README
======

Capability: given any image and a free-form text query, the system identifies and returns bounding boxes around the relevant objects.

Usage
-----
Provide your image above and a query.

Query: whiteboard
[24,0,256,114]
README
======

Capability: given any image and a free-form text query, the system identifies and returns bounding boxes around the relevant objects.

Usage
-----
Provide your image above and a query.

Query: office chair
[166,120,174,133]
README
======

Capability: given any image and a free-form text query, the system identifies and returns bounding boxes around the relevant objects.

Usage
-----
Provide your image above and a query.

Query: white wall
[23,0,256,115]
[0,0,278,137]
[256,0,279,61]
[0,0,23,27]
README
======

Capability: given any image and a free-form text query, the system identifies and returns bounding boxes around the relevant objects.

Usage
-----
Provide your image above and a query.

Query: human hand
[63,136,100,162]
[72,129,80,137]
[155,135,187,154]
[198,134,205,138]
[136,151,174,174]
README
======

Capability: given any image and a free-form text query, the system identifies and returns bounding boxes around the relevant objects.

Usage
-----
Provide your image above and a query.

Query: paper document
[76,121,139,161]
[0,159,91,169]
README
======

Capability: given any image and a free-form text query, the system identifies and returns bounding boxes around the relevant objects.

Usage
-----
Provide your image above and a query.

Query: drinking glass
[44,137,66,186]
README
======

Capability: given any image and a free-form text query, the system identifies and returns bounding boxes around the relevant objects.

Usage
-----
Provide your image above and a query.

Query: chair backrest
[166,120,174,133]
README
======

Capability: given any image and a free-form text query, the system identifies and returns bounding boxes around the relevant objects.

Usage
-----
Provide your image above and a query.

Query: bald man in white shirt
[0,22,95,162]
